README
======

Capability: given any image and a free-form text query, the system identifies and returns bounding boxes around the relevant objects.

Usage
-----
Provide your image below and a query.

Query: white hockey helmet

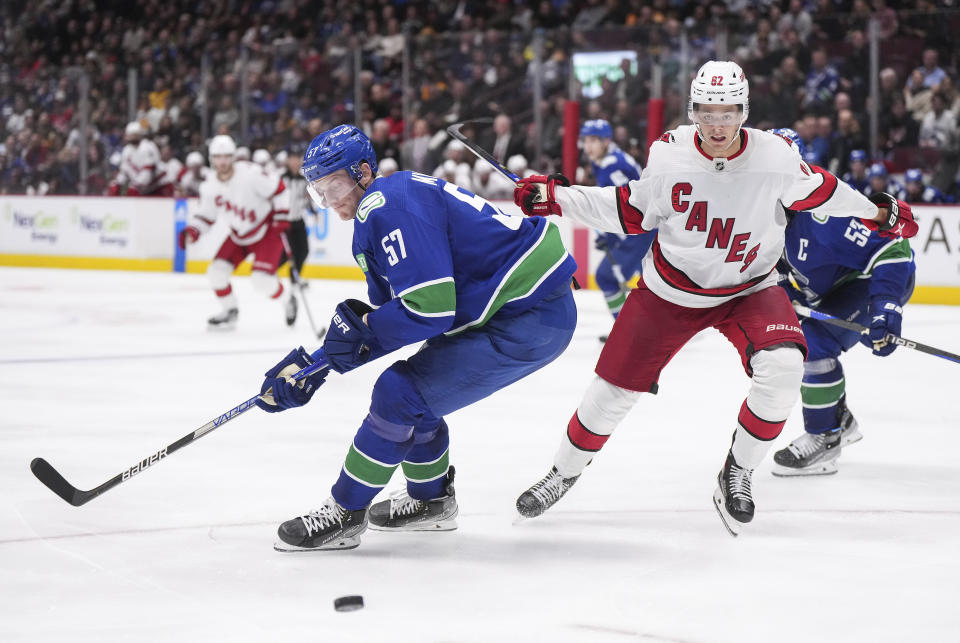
[507,154,528,174]
[186,151,204,167]
[252,148,271,166]
[124,121,144,137]
[275,150,288,166]
[209,135,237,159]
[235,146,251,161]
[688,60,749,124]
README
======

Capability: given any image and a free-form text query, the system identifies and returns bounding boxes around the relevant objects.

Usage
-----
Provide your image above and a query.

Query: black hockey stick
[30,357,330,506]
[793,303,960,364]
[446,118,521,183]
[446,119,580,289]
[280,231,326,339]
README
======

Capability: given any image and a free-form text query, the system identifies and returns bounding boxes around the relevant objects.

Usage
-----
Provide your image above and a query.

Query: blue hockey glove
[322,299,384,373]
[860,298,903,356]
[256,347,328,413]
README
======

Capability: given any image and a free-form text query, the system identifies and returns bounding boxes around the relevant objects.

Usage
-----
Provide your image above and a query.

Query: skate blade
[207,323,237,332]
[712,488,742,538]
[771,460,839,477]
[840,428,862,448]
[273,535,363,552]
[368,518,457,532]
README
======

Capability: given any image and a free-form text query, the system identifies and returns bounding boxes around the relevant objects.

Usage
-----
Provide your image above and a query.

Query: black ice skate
[516,466,580,518]
[368,466,458,531]
[284,294,298,327]
[713,451,755,537]
[838,399,861,448]
[772,429,842,477]
[274,497,368,552]
[207,307,238,331]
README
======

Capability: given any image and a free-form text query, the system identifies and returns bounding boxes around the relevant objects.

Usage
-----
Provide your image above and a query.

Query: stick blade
[30,457,86,506]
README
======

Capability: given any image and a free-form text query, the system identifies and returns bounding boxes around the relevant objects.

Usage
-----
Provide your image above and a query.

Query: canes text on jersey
[672,182,761,273]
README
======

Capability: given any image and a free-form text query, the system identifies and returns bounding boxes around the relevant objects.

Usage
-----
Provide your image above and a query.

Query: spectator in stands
[803,48,840,115]
[485,113,527,165]
[881,96,920,153]
[910,48,948,91]
[904,68,935,121]
[778,0,813,44]
[832,110,867,176]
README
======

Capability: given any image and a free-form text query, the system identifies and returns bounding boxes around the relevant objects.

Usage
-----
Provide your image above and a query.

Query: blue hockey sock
[402,420,450,500]
[332,413,415,510]
[801,359,846,435]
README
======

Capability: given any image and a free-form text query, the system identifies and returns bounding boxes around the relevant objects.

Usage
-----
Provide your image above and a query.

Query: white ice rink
[2,267,958,643]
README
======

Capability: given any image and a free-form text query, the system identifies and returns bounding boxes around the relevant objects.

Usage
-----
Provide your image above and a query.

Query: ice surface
[1,267,958,642]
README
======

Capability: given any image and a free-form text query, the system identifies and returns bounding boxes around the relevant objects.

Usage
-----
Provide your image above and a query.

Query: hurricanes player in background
[579,118,655,337]
[512,61,918,536]
[178,134,294,330]
[109,121,163,196]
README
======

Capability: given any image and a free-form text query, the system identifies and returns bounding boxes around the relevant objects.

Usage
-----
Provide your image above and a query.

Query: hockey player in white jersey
[178,134,293,329]
[109,122,164,196]
[512,61,918,536]
[176,151,208,197]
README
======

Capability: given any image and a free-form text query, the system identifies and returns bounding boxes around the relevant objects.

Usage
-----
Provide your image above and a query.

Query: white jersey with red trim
[177,166,209,197]
[116,139,163,194]
[554,125,877,308]
[193,161,290,246]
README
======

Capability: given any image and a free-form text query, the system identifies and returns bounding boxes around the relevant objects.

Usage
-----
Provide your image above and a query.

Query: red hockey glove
[863,192,918,239]
[177,226,200,250]
[513,173,570,217]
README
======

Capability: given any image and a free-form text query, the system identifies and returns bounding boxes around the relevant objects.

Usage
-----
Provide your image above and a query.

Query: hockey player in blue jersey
[255,126,578,551]
[767,129,916,476]
[865,162,905,200]
[902,168,949,204]
[580,119,655,329]
[842,149,870,194]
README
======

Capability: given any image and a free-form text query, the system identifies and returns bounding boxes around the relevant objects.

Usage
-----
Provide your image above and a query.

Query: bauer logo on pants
[766,323,802,334]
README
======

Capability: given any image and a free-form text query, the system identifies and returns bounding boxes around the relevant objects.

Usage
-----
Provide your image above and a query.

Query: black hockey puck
[334,595,364,612]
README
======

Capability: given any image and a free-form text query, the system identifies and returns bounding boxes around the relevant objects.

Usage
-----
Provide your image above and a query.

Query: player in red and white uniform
[512,61,918,535]
[109,122,164,196]
[178,134,293,330]
[176,151,209,197]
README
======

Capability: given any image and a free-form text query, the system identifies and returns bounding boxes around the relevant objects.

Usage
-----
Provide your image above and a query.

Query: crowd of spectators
[1,0,958,203]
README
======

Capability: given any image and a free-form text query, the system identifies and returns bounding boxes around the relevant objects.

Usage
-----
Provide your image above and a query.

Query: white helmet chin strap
[694,122,743,157]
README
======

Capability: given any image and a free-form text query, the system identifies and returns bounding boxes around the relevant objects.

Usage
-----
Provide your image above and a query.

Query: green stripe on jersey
[400,278,456,316]
[343,444,398,487]
[401,450,450,482]
[863,238,912,277]
[448,222,569,334]
[801,378,845,408]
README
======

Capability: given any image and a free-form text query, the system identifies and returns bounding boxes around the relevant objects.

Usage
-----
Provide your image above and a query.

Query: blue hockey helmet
[905,168,923,184]
[302,125,378,183]
[849,149,867,164]
[867,162,888,179]
[767,127,806,158]
[580,119,613,139]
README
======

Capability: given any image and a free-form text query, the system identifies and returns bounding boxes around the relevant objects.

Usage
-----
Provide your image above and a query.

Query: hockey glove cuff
[864,192,918,239]
[322,299,386,373]
[256,346,329,413]
[859,298,903,356]
[513,173,570,217]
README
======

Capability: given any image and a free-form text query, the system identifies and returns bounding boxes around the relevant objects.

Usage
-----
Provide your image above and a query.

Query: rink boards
[1,195,959,304]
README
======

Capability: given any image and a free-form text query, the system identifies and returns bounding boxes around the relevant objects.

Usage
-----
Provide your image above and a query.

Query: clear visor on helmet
[305,170,361,209]
[689,107,742,126]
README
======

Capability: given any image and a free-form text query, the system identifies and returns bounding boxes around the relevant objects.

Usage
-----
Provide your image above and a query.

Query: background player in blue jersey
[767,129,916,476]
[865,162,904,199]
[580,119,655,333]
[842,149,870,194]
[902,168,949,203]
[255,126,578,551]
